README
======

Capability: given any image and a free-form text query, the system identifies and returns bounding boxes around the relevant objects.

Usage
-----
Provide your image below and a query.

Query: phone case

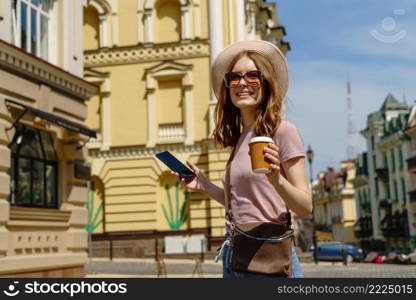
[155,151,196,180]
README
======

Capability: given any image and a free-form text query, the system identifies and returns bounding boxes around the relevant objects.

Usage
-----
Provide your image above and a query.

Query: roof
[367,93,408,126]
[380,93,408,111]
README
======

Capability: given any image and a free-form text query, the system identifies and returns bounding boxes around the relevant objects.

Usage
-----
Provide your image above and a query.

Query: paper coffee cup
[249,136,274,174]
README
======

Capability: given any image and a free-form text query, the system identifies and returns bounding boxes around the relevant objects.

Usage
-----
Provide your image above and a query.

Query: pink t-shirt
[221,120,305,230]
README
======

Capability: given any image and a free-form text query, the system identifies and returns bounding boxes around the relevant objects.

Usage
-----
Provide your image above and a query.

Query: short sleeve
[273,120,305,162]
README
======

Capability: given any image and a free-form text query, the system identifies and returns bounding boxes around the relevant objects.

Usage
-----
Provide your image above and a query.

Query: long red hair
[212,51,284,148]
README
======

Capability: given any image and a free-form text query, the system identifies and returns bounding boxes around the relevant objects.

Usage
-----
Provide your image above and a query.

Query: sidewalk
[85,257,345,278]
[85,257,223,278]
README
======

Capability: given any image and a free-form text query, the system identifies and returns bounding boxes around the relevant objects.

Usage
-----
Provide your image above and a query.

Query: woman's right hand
[170,160,209,193]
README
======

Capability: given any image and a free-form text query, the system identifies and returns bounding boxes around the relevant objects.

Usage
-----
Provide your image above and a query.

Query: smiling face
[228,56,263,111]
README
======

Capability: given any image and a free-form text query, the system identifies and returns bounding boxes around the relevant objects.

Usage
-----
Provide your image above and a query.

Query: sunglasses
[224,70,263,88]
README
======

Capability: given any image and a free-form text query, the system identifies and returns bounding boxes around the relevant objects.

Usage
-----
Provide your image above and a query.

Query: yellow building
[0,0,97,277]
[83,0,290,254]
[313,161,357,244]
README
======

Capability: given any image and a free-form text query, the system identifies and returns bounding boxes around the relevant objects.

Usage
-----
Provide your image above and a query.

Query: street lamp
[306,145,318,264]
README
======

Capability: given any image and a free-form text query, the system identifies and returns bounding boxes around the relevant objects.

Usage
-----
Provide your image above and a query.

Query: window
[393,180,398,203]
[11,0,51,60]
[8,125,58,208]
[390,149,396,172]
[401,178,406,205]
[398,148,404,170]
[383,152,388,168]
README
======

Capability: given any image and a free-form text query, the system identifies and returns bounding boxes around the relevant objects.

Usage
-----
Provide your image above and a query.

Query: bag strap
[225,146,292,228]
[225,147,236,222]
[233,225,294,242]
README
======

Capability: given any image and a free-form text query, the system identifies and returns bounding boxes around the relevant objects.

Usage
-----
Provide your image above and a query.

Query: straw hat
[211,40,289,100]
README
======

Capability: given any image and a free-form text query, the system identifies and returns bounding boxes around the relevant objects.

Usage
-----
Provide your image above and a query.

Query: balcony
[87,133,102,149]
[354,216,373,238]
[375,168,389,182]
[158,123,185,141]
[379,198,392,210]
[381,210,410,238]
[360,202,371,212]
[406,155,416,173]
[408,190,416,203]
[331,216,342,224]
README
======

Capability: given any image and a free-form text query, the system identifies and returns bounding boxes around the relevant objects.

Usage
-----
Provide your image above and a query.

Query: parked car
[309,242,363,264]
[364,251,379,263]
[373,254,386,264]
[408,251,416,264]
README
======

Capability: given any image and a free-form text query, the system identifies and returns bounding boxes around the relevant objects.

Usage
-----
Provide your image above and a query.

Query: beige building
[313,161,357,244]
[0,0,97,277]
[83,0,290,253]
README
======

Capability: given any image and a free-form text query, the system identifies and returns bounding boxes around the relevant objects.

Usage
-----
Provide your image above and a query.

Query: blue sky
[272,0,416,177]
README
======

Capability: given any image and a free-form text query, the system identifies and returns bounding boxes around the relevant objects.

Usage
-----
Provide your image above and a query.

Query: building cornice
[0,40,98,100]
[84,40,210,68]
[88,142,204,159]
[378,131,404,150]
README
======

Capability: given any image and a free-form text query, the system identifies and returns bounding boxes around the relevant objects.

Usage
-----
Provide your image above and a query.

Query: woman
[171,40,312,278]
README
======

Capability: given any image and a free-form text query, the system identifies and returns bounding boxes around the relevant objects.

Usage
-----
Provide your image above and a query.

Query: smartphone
[155,151,196,180]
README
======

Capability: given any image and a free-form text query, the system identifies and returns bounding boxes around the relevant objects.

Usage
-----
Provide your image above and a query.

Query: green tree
[85,187,103,233]
[162,182,189,231]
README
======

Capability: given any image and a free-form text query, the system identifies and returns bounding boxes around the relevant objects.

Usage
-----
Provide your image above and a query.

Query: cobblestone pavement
[301,262,416,278]
[86,258,416,278]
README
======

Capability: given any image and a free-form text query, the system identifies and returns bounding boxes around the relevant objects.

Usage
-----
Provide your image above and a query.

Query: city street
[86,258,416,278]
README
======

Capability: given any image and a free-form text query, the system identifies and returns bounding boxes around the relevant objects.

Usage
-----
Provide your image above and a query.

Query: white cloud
[283,59,416,175]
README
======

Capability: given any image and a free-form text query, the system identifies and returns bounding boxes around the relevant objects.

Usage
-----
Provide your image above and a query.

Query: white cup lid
[249,136,274,144]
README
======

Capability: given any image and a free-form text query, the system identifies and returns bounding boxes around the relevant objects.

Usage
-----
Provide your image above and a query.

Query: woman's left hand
[263,143,281,185]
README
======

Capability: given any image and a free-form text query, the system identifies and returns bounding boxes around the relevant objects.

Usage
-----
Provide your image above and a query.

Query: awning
[5,99,97,138]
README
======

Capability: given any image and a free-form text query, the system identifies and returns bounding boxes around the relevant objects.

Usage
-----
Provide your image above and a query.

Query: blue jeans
[221,234,304,278]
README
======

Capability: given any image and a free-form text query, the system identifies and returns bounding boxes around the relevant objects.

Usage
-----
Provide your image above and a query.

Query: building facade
[83,0,290,254]
[355,93,416,253]
[312,161,357,244]
[0,0,97,277]
[350,152,373,252]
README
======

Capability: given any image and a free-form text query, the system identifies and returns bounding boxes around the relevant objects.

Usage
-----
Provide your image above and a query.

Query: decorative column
[144,9,154,44]
[192,0,201,39]
[208,0,224,135]
[145,72,157,147]
[181,6,190,40]
[101,93,111,151]
[0,99,11,258]
[99,14,109,48]
[183,72,193,145]
[236,0,246,41]
[248,6,256,40]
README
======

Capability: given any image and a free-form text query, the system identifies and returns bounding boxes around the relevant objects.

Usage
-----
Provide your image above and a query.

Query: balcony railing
[408,190,416,203]
[375,168,389,182]
[158,123,185,140]
[87,133,102,149]
[406,155,416,173]
[331,216,342,224]
[379,198,392,209]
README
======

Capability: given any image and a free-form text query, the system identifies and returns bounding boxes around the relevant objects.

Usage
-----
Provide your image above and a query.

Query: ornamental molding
[84,40,210,67]
[0,40,98,100]
[88,142,204,159]
[378,132,404,150]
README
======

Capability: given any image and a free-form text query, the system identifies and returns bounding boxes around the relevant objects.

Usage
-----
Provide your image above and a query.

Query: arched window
[83,5,100,50]
[9,125,58,208]
[83,0,113,48]
[154,0,181,43]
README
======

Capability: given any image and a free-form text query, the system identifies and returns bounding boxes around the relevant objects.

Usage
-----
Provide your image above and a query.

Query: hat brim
[211,40,289,100]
